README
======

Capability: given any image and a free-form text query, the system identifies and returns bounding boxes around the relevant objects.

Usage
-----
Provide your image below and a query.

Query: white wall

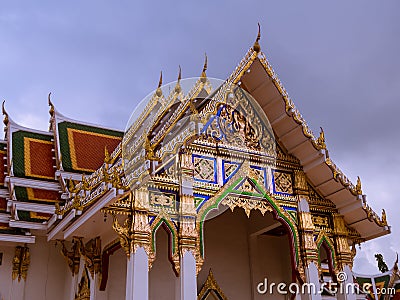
[0,244,15,300]
[0,237,69,300]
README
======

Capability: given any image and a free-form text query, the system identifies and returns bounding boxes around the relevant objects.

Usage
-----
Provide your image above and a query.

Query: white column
[89,273,99,300]
[10,280,25,300]
[301,262,322,300]
[126,247,148,300]
[179,251,197,300]
[337,265,356,300]
[66,274,79,300]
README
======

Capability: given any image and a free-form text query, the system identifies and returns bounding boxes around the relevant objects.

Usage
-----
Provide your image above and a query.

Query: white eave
[9,220,47,231]
[0,233,36,244]
[11,201,56,214]
[6,176,61,191]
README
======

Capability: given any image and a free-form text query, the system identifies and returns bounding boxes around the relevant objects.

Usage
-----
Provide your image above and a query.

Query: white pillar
[66,274,79,300]
[301,262,322,300]
[179,251,197,300]
[10,280,25,300]
[337,265,356,300]
[90,273,99,300]
[126,247,148,300]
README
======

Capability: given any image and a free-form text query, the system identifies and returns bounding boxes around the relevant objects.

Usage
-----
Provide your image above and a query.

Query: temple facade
[0,31,393,300]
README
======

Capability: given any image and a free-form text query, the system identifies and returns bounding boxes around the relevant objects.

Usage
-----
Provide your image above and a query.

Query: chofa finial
[315,127,327,150]
[104,146,111,164]
[381,209,387,226]
[201,53,208,82]
[156,71,163,97]
[356,176,362,195]
[48,92,55,116]
[175,66,182,93]
[158,71,163,88]
[203,53,208,74]
[2,100,9,126]
[253,23,261,52]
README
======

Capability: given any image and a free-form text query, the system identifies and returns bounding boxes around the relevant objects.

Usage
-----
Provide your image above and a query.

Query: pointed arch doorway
[196,169,300,299]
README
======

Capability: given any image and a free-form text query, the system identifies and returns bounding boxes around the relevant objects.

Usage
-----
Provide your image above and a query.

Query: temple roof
[235,51,389,240]
[0,31,390,246]
[0,98,123,242]
[48,98,123,174]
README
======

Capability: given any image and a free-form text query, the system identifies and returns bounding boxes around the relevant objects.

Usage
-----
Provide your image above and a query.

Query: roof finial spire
[201,53,208,82]
[158,71,163,88]
[104,146,111,164]
[203,53,208,74]
[175,66,182,93]
[253,23,261,52]
[381,209,387,225]
[316,127,327,150]
[356,176,362,195]
[155,71,163,97]
[48,92,55,117]
[2,100,9,127]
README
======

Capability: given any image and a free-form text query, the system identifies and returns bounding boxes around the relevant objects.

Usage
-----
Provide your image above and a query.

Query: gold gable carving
[198,269,228,300]
[12,246,30,282]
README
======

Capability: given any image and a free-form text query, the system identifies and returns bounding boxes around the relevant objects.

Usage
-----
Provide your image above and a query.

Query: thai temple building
[0,29,395,300]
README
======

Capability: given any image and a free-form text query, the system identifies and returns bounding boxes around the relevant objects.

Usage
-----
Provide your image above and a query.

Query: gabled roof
[48,98,123,174]
[0,97,124,240]
[232,36,389,241]
[52,33,389,244]
[1,31,376,248]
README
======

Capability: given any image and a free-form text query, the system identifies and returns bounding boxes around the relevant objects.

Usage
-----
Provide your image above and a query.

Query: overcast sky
[1,1,399,274]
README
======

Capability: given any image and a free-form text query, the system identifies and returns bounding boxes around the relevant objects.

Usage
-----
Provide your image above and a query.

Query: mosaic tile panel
[273,170,294,195]
[193,155,217,183]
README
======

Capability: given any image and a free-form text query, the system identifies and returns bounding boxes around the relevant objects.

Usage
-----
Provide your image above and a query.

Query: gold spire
[104,146,111,164]
[200,53,208,83]
[156,71,163,97]
[68,177,77,193]
[253,23,261,52]
[175,66,182,93]
[2,100,9,127]
[48,92,55,117]
[381,209,387,225]
[356,176,362,195]
[158,71,163,88]
[315,127,327,150]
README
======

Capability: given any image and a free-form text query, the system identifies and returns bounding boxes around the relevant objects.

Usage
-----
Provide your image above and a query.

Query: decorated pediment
[198,269,228,300]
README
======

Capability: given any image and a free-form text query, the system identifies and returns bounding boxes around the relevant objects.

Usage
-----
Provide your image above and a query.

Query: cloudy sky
[1,1,399,274]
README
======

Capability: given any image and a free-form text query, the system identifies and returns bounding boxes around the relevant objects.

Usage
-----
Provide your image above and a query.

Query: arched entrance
[196,167,300,299]
[149,225,179,300]
[198,206,293,299]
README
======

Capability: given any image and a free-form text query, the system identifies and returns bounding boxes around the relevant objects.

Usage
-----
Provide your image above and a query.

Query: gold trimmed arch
[197,269,228,300]
[316,230,336,269]
[150,212,180,274]
[197,162,302,273]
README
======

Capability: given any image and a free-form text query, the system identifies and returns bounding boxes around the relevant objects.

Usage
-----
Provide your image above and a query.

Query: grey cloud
[1,0,399,274]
